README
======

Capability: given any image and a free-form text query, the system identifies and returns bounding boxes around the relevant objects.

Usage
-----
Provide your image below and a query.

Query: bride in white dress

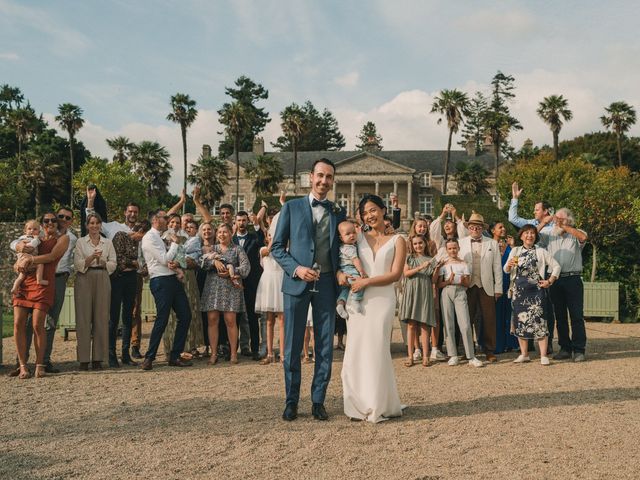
[341,195,407,423]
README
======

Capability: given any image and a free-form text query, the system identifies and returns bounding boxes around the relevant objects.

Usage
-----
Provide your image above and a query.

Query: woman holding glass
[504,224,561,365]
[74,213,117,370]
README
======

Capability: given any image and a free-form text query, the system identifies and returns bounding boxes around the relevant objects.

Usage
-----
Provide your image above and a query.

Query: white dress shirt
[56,230,77,274]
[308,193,327,224]
[141,227,178,279]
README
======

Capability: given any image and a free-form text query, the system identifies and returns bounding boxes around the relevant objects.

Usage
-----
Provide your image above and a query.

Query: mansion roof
[229,150,496,177]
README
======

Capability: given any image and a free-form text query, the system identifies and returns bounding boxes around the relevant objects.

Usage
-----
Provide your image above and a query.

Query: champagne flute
[309,262,321,293]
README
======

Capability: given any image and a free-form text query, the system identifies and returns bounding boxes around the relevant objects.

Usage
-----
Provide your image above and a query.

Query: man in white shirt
[140,209,192,370]
[458,213,503,362]
[9,206,77,374]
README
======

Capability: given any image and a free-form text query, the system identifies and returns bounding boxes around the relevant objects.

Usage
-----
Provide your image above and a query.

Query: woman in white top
[74,213,117,370]
[436,238,484,368]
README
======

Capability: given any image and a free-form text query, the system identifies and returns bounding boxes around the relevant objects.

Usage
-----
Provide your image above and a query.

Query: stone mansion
[212,138,498,228]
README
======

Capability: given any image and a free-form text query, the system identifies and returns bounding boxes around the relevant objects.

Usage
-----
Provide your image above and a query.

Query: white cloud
[334,71,359,87]
[454,9,537,38]
[0,0,91,57]
[0,51,19,60]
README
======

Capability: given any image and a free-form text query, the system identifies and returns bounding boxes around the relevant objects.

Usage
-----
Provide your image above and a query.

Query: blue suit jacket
[271,197,345,297]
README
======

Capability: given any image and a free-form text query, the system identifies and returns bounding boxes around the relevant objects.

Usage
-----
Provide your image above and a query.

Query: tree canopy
[218,76,270,159]
[272,100,345,152]
[356,121,383,151]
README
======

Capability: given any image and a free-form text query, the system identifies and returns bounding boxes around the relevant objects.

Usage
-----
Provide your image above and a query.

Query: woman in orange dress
[13,212,69,379]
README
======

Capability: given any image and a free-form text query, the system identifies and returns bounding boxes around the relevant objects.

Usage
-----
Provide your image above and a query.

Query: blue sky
[1,0,639,192]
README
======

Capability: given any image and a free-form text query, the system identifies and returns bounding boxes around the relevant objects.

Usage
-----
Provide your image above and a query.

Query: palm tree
[167,93,198,212]
[601,101,637,166]
[537,95,573,162]
[55,103,84,205]
[280,104,305,193]
[106,136,134,164]
[219,101,252,211]
[244,154,284,197]
[431,89,470,194]
[19,147,64,217]
[8,103,40,161]
[129,141,172,198]
[453,160,490,195]
[187,153,229,210]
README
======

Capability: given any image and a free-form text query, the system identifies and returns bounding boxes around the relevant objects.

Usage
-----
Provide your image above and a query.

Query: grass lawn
[2,312,13,338]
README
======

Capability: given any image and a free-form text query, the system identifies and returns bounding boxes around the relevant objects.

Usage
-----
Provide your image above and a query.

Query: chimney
[253,137,265,156]
[465,138,476,156]
[202,144,212,159]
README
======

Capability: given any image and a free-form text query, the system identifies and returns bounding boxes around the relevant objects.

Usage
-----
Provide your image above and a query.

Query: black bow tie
[312,199,329,209]
[471,238,483,243]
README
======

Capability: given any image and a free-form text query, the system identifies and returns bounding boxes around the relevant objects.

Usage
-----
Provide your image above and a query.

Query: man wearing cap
[458,212,503,362]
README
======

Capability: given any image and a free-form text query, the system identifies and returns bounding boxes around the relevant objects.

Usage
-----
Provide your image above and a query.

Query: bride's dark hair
[358,194,387,222]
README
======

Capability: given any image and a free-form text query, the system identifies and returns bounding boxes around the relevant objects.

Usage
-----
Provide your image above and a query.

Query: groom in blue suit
[272,158,346,421]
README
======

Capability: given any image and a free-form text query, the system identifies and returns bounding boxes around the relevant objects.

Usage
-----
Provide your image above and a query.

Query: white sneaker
[513,355,531,363]
[447,356,459,366]
[468,357,485,368]
[540,356,550,366]
[430,349,446,361]
[413,348,422,361]
[336,303,349,320]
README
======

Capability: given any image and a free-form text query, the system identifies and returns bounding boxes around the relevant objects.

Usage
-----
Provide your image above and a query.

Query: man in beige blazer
[458,213,503,362]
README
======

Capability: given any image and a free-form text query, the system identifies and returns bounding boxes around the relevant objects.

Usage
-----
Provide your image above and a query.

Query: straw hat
[467,212,487,228]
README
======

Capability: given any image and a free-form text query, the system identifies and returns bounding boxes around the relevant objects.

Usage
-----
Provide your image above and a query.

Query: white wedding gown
[342,233,404,423]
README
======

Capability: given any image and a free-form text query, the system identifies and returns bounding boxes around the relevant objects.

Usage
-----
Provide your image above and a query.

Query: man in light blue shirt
[508,182,554,233]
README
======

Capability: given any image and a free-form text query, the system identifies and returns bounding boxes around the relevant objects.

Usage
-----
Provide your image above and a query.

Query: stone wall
[0,222,24,308]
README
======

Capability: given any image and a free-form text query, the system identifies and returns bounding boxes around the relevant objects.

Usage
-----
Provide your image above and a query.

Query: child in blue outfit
[336,220,367,319]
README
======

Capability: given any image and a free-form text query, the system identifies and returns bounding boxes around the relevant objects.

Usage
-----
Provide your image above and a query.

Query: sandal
[35,364,47,378]
[207,355,218,366]
[422,358,431,367]
[260,355,274,365]
[404,358,414,368]
[230,355,239,364]
[18,364,31,379]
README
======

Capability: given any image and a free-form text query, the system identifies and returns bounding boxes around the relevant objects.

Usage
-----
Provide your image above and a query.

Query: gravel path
[1,321,639,479]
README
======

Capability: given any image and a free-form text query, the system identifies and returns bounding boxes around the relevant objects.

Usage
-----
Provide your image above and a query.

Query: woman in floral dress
[200,223,250,365]
[504,225,561,366]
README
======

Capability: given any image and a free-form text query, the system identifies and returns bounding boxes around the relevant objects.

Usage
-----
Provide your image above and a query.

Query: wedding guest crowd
[8,175,590,378]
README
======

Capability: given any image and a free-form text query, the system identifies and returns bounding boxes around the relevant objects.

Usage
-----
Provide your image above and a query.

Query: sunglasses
[43,218,58,224]
[57,214,72,221]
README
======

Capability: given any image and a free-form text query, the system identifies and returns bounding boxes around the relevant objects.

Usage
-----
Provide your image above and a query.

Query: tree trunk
[590,242,597,282]
[69,135,75,208]
[616,132,623,166]
[181,124,188,215]
[494,132,501,184]
[35,183,41,219]
[553,130,559,163]
[234,136,240,212]
[292,138,298,195]
[443,129,452,194]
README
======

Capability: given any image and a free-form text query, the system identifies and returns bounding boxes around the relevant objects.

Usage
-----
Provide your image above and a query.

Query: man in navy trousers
[271,158,346,421]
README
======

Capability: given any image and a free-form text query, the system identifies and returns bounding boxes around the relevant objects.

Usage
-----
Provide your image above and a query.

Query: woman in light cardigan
[504,224,561,365]
[74,213,117,370]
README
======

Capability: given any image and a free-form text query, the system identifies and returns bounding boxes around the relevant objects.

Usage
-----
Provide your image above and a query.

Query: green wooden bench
[583,281,619,322]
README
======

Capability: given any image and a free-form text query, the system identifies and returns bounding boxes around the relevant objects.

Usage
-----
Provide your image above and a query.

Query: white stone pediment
[336,152,415,175]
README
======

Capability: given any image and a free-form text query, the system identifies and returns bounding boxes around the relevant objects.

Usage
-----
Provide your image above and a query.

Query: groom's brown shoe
[312,403,329,421]
[282,403,298,421]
